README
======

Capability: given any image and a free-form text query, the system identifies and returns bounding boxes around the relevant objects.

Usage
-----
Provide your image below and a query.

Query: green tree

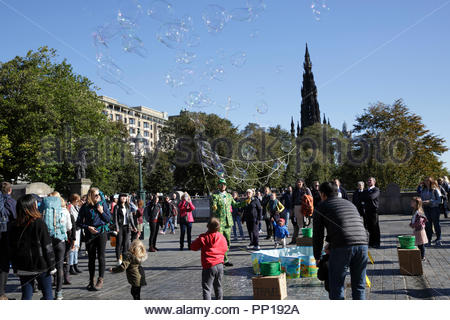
[0,47,130,195]
[340,100,448,189]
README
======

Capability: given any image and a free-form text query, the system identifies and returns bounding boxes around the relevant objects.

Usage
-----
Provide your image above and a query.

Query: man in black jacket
[333,179,348,200]
[352,181,367,229]
[313,182,368,300]
[281,186,292,227]
[363,177,381,248]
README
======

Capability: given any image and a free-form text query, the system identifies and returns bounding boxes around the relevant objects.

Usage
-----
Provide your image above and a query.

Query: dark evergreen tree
[291,117,295,137]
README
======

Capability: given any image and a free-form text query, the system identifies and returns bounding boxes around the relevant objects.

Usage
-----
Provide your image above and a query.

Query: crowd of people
[0,175,448,300]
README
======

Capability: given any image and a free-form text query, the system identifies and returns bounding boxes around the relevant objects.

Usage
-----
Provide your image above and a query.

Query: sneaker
[435,240,442,246]
[421,257,426,261]
[117,259,122,266]
[170,231,175,234]
[159,231,165,235]
[253,245,261,250]
[87,282,96,291]
[224,262,234,267]
[55,291,63,300]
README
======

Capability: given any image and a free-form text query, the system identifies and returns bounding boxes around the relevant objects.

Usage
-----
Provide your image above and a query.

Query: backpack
[301,194,314,226]
[40,196,67,241]
[0,194,9,233]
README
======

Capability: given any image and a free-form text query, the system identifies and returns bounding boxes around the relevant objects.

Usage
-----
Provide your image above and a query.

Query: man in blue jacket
[0,182,17,300]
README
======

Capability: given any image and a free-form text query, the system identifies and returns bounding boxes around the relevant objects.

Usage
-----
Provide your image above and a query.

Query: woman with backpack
[40,191,72,300]
[9,194,56,300]
[76,187,112,291]
[420,177,442,246]
[112,194,137,265]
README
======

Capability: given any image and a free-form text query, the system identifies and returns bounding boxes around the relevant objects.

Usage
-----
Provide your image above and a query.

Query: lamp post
[135,129,146,205]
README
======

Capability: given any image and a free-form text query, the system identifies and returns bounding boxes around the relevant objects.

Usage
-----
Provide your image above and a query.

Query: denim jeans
[328,245,368,300]
[232,214,244,238]
[424,206,441,242]
[163,217,175,233]
[19,272,53,300]
[281,210,290,227]
[180,221,192,249]
[69,248,79,265]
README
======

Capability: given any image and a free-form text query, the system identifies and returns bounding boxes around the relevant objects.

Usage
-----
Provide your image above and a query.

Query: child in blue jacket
[272,218,289,248]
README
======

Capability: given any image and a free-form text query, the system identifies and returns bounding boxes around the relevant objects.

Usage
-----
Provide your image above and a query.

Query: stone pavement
[4,214,449,300]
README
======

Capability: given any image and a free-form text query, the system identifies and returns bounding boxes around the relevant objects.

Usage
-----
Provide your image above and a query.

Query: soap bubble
[157,22,186,49]
[311,1,330,21]
[121,31,148,58]
[275,65,285,74]
[165,67,194,88]
[234,168,248,180]
[280,139,293,153]
[93,21,121,48]
[230,7,251,22]
[255,100,269,114]
[249,29,260,39]
[176,50,197,64]
[204,59,225,81]
[117,0,143,27]
[96,53,124,84]
[169,164,176,172]
[185,90,213,109]
[147,0,174,22]
[230,51,247,68]
[185,33,201,47]
[224,97,240,114]
[241,144,257,161]
[247,0,266,20]
[202,4,229,33]
[255,86,265,96]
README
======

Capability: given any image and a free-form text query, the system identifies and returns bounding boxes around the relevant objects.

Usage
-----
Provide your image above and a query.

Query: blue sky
[1,0,449,168]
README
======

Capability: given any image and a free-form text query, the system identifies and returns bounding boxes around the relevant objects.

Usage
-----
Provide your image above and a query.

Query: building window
[138,121,141,127]
[129,118,135,125]
[115,114,122,121]
[150,133,153,139]
[109,114,113,120]
[124,118,127,123]
[150,124,153,130]
[129,128,135,135]
[144,131,149,137]
[144,139,149,146]
[144,122,149,128]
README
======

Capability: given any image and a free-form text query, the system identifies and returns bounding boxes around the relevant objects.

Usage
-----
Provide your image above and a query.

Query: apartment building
[99,96,169,152]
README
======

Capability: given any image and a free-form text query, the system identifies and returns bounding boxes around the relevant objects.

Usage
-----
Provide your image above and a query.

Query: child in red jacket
[190,217,228,300]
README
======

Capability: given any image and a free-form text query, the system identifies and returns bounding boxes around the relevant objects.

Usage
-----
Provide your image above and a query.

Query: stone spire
[323,113,327,125]
[297,122,301,137]
[300,43,321,134]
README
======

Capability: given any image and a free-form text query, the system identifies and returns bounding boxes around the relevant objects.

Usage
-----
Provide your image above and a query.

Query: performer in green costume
[210,178,246,267]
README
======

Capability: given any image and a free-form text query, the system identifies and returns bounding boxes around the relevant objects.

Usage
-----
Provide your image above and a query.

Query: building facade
[99,96,169,152]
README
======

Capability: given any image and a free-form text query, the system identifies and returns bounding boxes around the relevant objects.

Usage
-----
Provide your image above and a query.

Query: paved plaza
[4,214,450,300]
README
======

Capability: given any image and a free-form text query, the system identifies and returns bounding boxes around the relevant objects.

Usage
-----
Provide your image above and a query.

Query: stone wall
[11,182,54,200]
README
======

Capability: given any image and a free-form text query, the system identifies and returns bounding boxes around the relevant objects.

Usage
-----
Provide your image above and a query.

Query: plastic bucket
[301,228,313,238]
[398,235,415,249]
[260,261,281,276]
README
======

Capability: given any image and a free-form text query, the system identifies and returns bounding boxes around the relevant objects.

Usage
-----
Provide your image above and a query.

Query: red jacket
[178,200,196,223]
[190,231,228,269]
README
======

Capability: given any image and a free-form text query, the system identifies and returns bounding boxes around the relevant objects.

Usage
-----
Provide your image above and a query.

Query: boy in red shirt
[190,217,228,300]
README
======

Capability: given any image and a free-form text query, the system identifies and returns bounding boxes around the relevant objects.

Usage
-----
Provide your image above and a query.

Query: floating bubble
[247,0,266,20]
[255,86,265,96]
[185,33,201,47]
[117,0,143,25]
[147,0,174,22]
[249,29,260,39]
[96,53,124,84]
[241,144,257,161]
[176,50,197,64]
[169,164,176,172]
[185,90,213,109]
[234,168,248,180]
[275,65,285,74]
[280,139,293,153]
[93,22,121,48]
[121,31,148,58]
[224,96,240,113]
[272,160,282,171]
[311,1,330,21]
[230,7,251,22]
[230,51,247,68]
[204,59,225,81]
[157,22,186,49]
[202,4,229,33]
[255,100,269,114]
[165,67,194,89]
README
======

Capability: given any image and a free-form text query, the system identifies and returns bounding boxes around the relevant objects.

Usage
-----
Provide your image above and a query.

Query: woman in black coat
[9,194,56,300]
[242,189,262,250]
[113,194,137,265]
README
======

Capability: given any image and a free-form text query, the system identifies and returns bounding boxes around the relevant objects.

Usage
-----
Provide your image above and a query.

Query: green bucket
[260,261,281,276]
[398,235,416,249]
[301,228,313,238]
